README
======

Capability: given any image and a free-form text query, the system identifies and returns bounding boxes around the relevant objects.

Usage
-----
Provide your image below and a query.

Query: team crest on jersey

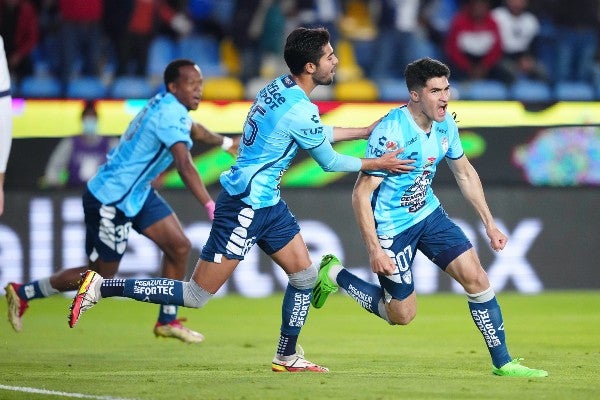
[281,75,296,88]
[441,137,449,153]
[385,140,398,151]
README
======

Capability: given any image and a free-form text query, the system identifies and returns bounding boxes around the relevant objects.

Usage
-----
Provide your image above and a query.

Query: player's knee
[288,263,318,290]
[182,280,212,308]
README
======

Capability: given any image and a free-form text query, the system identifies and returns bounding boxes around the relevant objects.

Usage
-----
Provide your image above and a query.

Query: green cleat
[492,358,548,377]
[311,254,341,309]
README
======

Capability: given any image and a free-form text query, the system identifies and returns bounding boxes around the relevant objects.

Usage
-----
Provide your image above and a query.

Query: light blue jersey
[220,74,335,209]
[366,106,463,236]
[87,92,193,217]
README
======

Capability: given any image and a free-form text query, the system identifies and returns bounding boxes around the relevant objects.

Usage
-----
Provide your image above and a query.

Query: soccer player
[5,59,238,343]
[68,27,414,372]
[311,57,548,377]
[0,35,12,217]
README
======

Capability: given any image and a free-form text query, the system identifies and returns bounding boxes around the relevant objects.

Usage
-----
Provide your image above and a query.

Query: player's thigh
[445,248,490,293]
[270,233,312,275]
[133,190,188,254]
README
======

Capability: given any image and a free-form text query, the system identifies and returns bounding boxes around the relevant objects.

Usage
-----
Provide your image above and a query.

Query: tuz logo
[300,126,324,135]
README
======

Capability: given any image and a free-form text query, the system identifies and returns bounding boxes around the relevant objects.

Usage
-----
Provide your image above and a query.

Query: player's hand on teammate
[377,148,416,174]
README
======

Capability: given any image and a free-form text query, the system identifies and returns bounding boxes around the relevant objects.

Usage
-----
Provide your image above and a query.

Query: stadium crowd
[1,0,600,101]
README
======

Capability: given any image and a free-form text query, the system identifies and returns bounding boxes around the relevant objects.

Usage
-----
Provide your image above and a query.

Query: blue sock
[336,269,385,317]
[115,278,185,305]
[468,296,512,368]
[17,281,45,300]
[277,283,311,356]
[99,279,125,297]
[157,305,178,324]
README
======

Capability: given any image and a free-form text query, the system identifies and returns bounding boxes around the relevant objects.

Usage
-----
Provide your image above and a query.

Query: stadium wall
[0,187,597,294]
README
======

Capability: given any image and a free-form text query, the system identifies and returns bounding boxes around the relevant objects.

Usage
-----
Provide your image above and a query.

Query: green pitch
[1,291,598,400]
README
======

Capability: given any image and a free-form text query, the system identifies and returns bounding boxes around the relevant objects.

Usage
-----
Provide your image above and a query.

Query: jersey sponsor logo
[299,126,324,135]
[133,279,175,299]
[405,135,418,146]
[347,283,375,312]
[385,140,398,151]
[424,157,436,168]
[259,80,286,111]
[310,114,319,123]
[401,171,431,212]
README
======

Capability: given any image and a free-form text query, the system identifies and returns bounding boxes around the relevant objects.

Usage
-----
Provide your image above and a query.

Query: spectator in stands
[57,0,105,91]
[369,0,437,80]
[230,0,288,83]
[491,0,547,83]
[291,0,341,46]
[444,0,507,83]
[0,0,39,83]
[547,0,599,82]
[32,0,61,77]
[103,0,192,77]
[42,101,117,188]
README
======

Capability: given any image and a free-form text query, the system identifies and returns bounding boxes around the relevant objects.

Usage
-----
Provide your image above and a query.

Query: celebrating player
[68,27,414,372]
[5,59,238,343]
[312,57,548,377]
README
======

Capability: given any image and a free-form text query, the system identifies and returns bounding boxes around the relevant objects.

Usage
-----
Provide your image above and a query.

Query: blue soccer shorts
[83,188,173,262]
[200,190,300,262]
[378,206,473,300]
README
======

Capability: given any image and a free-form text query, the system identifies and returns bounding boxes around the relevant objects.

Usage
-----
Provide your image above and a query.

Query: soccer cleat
[311,254,340,309]
[492,358,548,377]
[5,283,29,332]
[68,270,103,328]
[271,346,329,373]
[153,318,205,344]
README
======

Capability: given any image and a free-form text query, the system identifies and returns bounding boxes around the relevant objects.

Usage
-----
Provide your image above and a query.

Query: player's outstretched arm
[330,117,384,143]
[191,122,239,156]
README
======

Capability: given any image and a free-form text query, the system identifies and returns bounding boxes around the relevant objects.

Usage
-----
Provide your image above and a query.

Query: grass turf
[1,291,599,400]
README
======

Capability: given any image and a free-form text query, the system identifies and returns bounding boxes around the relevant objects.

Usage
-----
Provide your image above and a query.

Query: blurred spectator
[491,0,547,83]
[444,0,507,82]
[42,101,116,188]
[187,0,227,39]
[368,0,438,80]
[57,0,105,90]
[103,0,192,77]
[290,0,341,45]
[230,0,288,82]
[31,0,60,76]
[0,0,40,83]
[547,0,599,82]
[421,0,459,54]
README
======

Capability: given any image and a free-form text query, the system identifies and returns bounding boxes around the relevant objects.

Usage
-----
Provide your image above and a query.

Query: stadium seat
[553,81,595,101]
[66,76,108,100]
[19,75,62,98]
[334,79,379,101]
[376,78,408,102]
[459,79,509,100]
[509,79,552,102]
[110,76,156,99]
[146,36,177,82]
[178,35,225,78]
[334,40,364,82]
[201,76,244,100]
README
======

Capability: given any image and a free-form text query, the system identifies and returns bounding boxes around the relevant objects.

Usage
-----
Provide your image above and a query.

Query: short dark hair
[164,59,197,89]
[284,27,330,75]
[404,58,451,92]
